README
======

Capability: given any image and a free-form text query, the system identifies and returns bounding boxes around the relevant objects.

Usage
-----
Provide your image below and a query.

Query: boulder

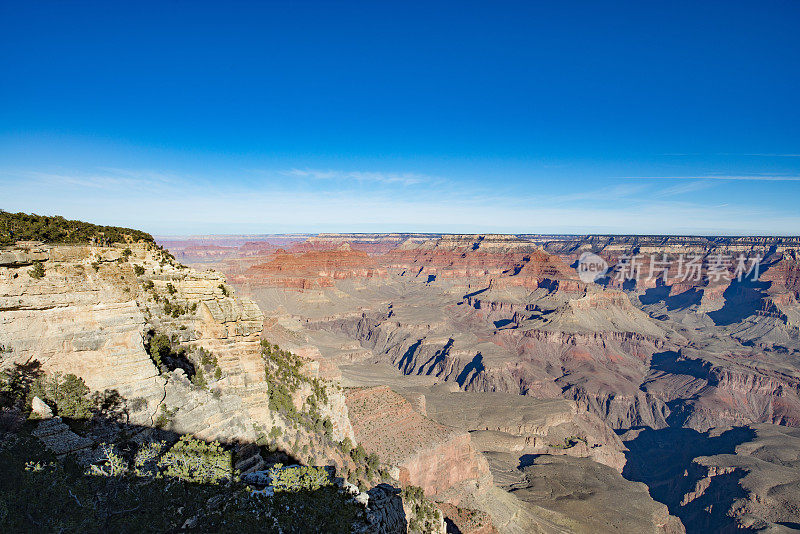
[30,396,53,419]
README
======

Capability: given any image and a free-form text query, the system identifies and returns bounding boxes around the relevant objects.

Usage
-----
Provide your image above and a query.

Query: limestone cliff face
[0,244,164,425]
[143,263,272,439]
[0,242,356,448]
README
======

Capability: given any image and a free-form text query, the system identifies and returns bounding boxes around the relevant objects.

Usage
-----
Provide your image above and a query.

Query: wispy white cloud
[653,179,717,197]
[739,153,800,158]
[624,175,800,181]
[545,183,651,204]
[22,170,184,191]
[281,168,432,186]
[3,166,799,235]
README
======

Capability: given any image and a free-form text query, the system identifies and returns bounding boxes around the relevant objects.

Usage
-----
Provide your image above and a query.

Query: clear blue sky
[1,1,799,235]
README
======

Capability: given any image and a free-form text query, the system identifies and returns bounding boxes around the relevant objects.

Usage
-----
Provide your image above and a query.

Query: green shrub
[147,332,192,370]
[147,334,171,369]
[403,485,442,533]
[28,373,93,419]
[28,261,45,280]
[350,444,367,464]
[133,440,165,477]
[197,347,216,366]
[0,361,42,408]
[365,452,380,478]
[158,436,233,485]
[133,264,145,276]
[166,283,176,295]
[0,210,155,246]
[155,404,177,429]
[194,347,222,382]
[269,464,332,493]
[191,367,207,389]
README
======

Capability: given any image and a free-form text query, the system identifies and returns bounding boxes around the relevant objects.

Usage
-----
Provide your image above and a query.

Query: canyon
[164,231,800,533]
[4,227,800,532]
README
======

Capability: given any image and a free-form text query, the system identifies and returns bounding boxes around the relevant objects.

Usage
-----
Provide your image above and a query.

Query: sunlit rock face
[1,244,165,425]
[344,385,492,498]
[0,242,357,447]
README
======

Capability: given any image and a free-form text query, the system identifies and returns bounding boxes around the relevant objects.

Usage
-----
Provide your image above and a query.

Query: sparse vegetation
[350,443,367,464]
[551,435,588,449]
[133,264,145,276]
[219,283,230,297]
[269,463,332,493]
[162,298,189,318]
[145,332,194,376]
[262,341,306,419]
[261,341,335,443]
[191,367,208,389]
[28,372,94,419]
[403,485,443,533]
[339,436,353,455]
[158,435,233,484]
[28,260,45,279]
[0,430,363,532]
[194,346,223,383]
[155,404,177,428]
[0,210,154,245]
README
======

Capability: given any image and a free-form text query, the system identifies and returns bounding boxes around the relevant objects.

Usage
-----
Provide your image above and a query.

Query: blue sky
[1,1,799,235]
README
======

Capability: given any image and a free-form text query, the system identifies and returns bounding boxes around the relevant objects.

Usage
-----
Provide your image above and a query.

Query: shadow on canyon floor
[708,277,771,327]
[639,283,703,311]
[622,426,756,534]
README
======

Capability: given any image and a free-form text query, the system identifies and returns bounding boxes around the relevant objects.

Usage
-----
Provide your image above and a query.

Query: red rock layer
[344,386,491,497]
[245,248,388,288]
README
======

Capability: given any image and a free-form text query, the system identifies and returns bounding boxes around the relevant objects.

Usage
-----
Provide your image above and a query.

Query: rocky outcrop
[32,416,94,456]
[0,242,356,451]
[309,305,669,428]
[405,388,627,471]
[640,348,800,431]
[345,386,492,498]
[0,244,166,424]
